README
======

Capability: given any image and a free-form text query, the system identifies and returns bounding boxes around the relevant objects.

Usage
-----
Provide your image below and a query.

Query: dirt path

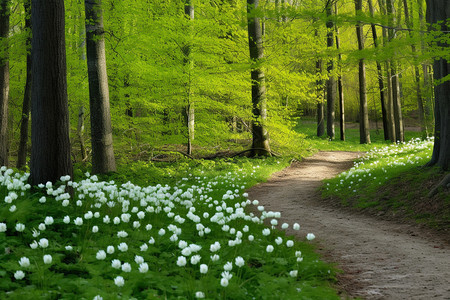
[247,151,450,300]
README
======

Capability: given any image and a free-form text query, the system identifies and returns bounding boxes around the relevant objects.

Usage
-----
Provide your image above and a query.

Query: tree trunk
[326,1,336,140]
[247,0,271,156]
[84,0,116,174]
[30,0,73,185]
[316,58,325,137]
[335,5,345,141]
[184,0,194,156]
[368,0,389,140]
[355,0,370,144]
[77,106,87,161]
[0,0,9,167]
[17,0,32,170]
[426,0,450,170]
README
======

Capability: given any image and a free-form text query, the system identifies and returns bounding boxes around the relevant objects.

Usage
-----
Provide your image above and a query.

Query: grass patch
[0,157,340,299]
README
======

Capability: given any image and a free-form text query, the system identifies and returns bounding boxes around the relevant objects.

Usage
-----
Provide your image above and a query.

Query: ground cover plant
[321,137,449,229]
[0,157,339,299]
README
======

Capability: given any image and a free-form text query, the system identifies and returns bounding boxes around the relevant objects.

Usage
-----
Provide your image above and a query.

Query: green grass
[0,157,341,299]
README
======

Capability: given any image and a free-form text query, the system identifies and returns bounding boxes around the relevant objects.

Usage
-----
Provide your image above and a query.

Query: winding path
[247,151,450,299]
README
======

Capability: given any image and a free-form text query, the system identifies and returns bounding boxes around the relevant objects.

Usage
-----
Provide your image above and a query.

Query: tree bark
[426,0,450,170]
[325,1,336,140]
[368,0,389,140]
[247,0,271,156]
[0,0,9,167]
[316,59,325,137]
[30,0,73,185]
[184,0,195,156]
[355,0,370,144]
[84,0,116,173]
[335,5,345,141]
[17,0,32,170]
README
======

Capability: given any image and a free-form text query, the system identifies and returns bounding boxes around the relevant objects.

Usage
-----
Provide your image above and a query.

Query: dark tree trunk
[0,0,9,167]
[30,0,73,185]
[326,1,336,140]
[247,0,271,156]
[335,5,345,141]
[426,0,450,170]
[368,0,389,140]
[184,0,194,156]
[17,0,32,169]
[355,0,370,144]
[316,59,325,137]
[84,0,116,174]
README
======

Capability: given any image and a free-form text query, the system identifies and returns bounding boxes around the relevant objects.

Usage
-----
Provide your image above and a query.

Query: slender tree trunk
[17,0,32,169]
[355,0,370,144]
[0,0,9,167]
[316,59,325,137]
[368,0,389,140]
[84,0,116,173]
[326,1,336,140]
[426,0,450,170]
[247,0,271,156]
[335,5,345,141]
[184,0,195,156]
[30,0,73,185]
[77,106,87,161]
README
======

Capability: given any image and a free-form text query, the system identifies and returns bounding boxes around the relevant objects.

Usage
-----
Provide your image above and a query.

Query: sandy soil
[247,151,450,300]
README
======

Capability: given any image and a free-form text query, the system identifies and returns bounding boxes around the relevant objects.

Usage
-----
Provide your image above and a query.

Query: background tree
[183,0,195,155]
[84,0,116,174]
[325,0,336,140]
[30,0,72,185]
[0,0,9,167]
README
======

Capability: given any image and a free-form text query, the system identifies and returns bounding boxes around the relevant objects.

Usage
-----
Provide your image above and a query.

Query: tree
[426,0,450,171]
[355,0,370,144]
[17,0,32,169]
[325,0,336,140]
[0,0,9,167]
[247,0,271,156]
[84,0,116,174]
[30,0,72,185]
[335,4,345,141]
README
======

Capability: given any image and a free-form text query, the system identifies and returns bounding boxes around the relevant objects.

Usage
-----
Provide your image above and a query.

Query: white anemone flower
[96,250,107,260]
[286,240,294,247]
[121,262,131,272]
[114,276,125,287]
[14,270,25,280]
[289,270,298,277]
[306,233,316,241]
[111,259,121,269]
[118,242,128,252]
[177,256,187,267]
[266,245,274,253]
[38,238,49,248]
[195,291,205,298]
[223,261,233,271]
[43,254,52,264]
[15,223,25,232]
[139,262,149,273]
[199,264,208,274]
[134,255,144,264]
[235,256,245,268]
[18,257,30,268]
[0,222,6,232]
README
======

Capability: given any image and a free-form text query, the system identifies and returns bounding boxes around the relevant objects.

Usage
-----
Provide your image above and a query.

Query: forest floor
[247,151,450,300]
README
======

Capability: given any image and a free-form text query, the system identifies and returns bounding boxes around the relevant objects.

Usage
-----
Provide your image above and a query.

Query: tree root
[428,173,450,198]
[230,148,280,158]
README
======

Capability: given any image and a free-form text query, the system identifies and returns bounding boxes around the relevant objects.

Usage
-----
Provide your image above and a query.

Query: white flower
[39,196,46,203]
[62,200,70,207]
[15,223,25,232]
[306,233,316,241]
[117,231,128,238]
[270,219,278,226]
[118,242,128,252]
[135,255,144,264]
[43,254,52,264]
[262,228,270,236]
[199,264,208,274]
[74,217,83,226]
[103,215,110,224]
[181,247,192,256]
[220,278,229,287]
[281,223,289,229]
[38,238,49,248]
[235,256,245,267]
[158,228,166,236]
[14,270,25,280]
[9,205,16,212]
[137,211,145,219]
[266,245,274,253]
[295,251,302,257]
[120,213,130,223]
[286,240,294,247]
[210,254,220,262]
[121,262,131,272]
[139,262,149,273]
[148,237,155,244]
[289,270,298,277]
[65,245,73,251]
[0,222,6,232]
[195,291,205,298]
[96,250,106,260]
[38,223,46,231]
[140,243,148,251]
[210,241,221,252]
[63,216,70,224]
[18,257,30,268]
[111,259,121,269]
[178,240,188,249]
[145,224,152,230]
[92,226,99,233]
[133,221,140,228]
[84,211,93,220]
[223,261,233,271]
[44,216,54,225]
[293,223,300,230]
[114,276,125,287]
[113,217,120,224]
[248,235,254,241]
[93,295,103,300]
[221,271,233,280]
[177,256,187,267]
[190,255,201,265]
[106,245,115,254]
[275,237,283,245]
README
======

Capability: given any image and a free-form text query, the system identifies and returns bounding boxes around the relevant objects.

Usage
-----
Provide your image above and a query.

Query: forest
[0,0,448,299]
